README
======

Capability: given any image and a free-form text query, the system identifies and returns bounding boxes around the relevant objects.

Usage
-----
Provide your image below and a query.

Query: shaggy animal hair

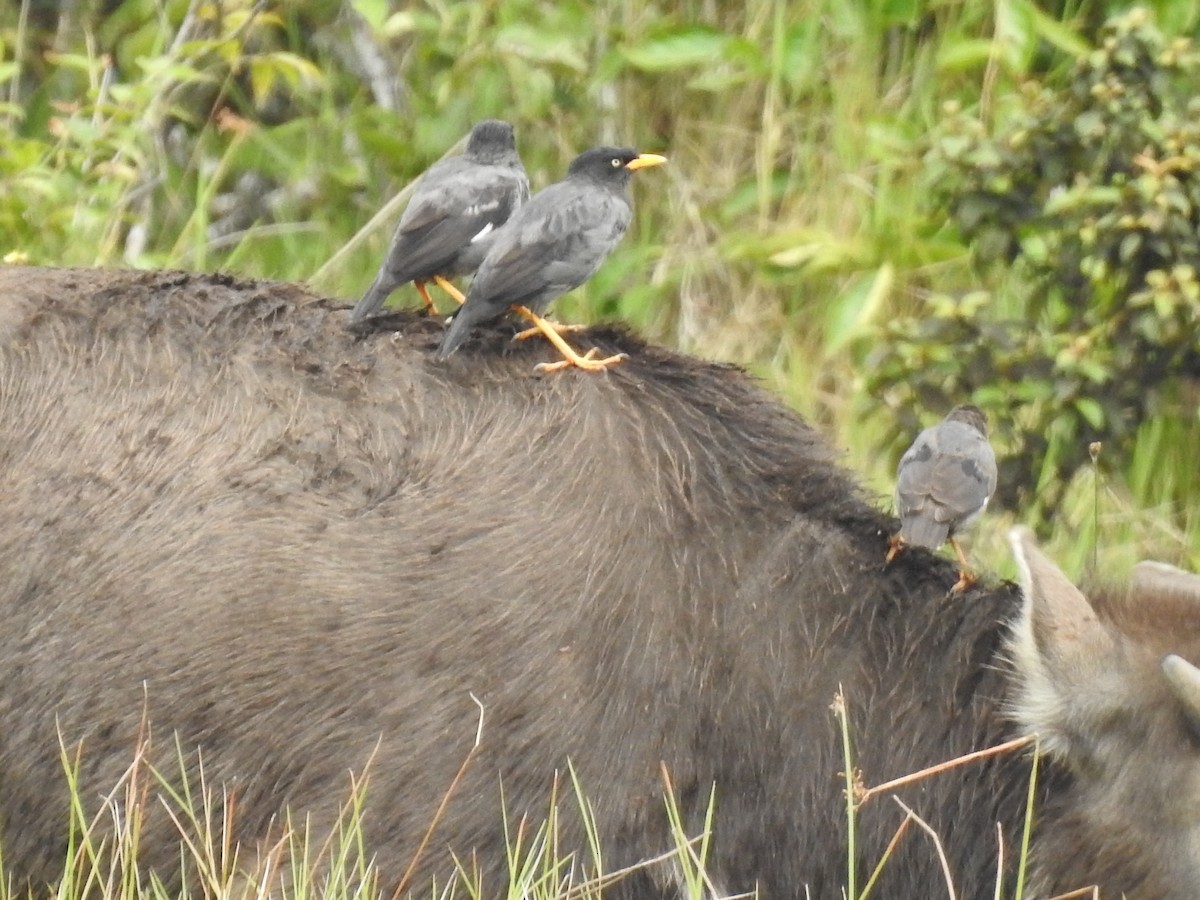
[0,267,1193,898]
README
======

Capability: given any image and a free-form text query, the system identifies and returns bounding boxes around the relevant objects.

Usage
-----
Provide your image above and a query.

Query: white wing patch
[463,199,501,218]
[469,222,495,244]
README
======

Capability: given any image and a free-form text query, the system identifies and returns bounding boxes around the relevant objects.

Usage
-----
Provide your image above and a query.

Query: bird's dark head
[464,120,519,162]
[946,404,989,437]
[567,147,668,187]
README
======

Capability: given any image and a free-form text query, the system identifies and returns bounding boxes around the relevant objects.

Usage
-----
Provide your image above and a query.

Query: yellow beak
[625,153,667,171]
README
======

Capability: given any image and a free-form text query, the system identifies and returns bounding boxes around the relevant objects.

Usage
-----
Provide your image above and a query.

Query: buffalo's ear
[1132,561,1200,605]
[1009,527,1115,673]
[1006,527,1115,756]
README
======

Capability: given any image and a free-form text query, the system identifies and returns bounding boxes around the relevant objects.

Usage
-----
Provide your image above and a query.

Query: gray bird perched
[888,404,997,592]
[350,119,529,324]
[436,145,667,372]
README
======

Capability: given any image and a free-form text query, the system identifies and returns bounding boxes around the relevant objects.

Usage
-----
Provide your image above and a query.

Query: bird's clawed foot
[513,305,627,374]
[887,533,977,593]
[950,569,978,594]
[535,346,627,373]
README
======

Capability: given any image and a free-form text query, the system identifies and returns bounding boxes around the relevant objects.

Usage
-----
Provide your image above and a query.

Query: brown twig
[1047,887,1100,899]
[892,798,957,900]
[390,693,486,900]
[856,734,1036,808]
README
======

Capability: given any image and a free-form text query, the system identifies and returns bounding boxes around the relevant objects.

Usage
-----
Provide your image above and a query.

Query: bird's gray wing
[467,183,631,311]
[385,159,529,281]
[896,427,941,518]
[895,426,955,547]
[916,422,997,524]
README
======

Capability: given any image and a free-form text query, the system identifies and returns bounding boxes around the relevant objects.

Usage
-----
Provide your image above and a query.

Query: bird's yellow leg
[432,275,466,306]
[884,534,906,565]
[512,320,587,341]
[949,536,971,571]
[949,537,977,593]
[512,305,627,373]
[415,281,439,316]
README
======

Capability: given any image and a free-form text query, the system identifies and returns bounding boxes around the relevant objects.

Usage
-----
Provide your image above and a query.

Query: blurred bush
[866,7,1200,522]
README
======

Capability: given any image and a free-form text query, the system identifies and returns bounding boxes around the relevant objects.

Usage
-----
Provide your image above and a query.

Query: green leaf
[246,59,270,106]
[493,24,588,73]
[351,0,390,32]
[1026,3,1091,58]
[620,28,731,73]
[277,51,324,85]
[1075,397,1106,430]
[825,264,894,354]
[381,11,430,38]
[872,0,925,27]
[781,21,820,91]
[763,232,865,271]
[936,39,1003,73]
[995,0,1039,70]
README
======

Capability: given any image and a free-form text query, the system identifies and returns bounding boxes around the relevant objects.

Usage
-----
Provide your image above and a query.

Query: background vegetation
[3,1,1200,895]
[4,0,1200,583]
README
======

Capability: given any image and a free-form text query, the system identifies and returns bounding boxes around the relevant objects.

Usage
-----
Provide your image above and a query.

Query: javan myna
[888,404,998,592]
[436,145,666,372]
[350,119,529,323]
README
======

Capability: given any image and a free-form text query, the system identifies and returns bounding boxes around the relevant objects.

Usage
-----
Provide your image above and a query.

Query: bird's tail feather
[899,517,950,550]
[349,275,392,324]
[436,307,473,358]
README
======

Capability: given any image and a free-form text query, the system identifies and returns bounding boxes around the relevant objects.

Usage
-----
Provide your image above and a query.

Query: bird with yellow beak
[437,146,667,372]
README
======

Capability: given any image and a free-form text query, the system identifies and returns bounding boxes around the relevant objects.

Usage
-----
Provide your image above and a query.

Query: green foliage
[27,730,380,900]
[1,0,336,272]
[5,735,731,900]
[868,7,1200,528]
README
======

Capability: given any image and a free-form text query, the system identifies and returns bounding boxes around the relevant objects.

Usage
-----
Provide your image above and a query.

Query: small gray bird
[888,404,997,592]
[350,120,529,324]
[436,146,667,372]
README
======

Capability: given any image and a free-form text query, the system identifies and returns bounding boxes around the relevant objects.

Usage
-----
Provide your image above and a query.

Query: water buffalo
[0,266,1196,898]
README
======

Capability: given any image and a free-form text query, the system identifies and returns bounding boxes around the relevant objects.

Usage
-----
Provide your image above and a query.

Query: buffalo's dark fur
[0,267,1186,898]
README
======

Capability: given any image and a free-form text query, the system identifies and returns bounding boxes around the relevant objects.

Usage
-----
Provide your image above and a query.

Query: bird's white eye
[611,158,621,167]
